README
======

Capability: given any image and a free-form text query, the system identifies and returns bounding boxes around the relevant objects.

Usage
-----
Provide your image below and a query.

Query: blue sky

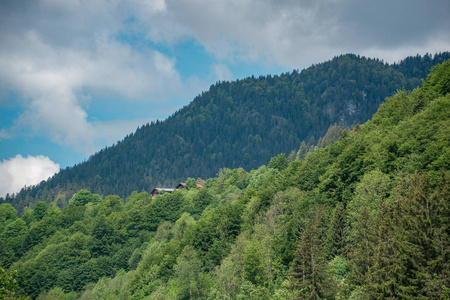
[1,0,450,197]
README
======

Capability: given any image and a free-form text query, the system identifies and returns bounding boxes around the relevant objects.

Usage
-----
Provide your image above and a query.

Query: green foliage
[1,58,449,300]
[366,172,450,299]
[37,286,78,300]
[1,218,28,268]
[32,201,48,222]
[184,178,197,190]
[69,189,101,207]
[244,242,267,285]
[1,265,19,299]
[9,53,449,213]
[236,281,270,300]
[289,207,336,300]
[316,124,348,148]
[328,256,351,282]
[78,269,132,300]
[422,59,450,96]
[268,153,289,171]
[0,204,17,231]
[325,204,347,259]
[173,246,205,299]
[153,191,187,223]
[190,189,213,219]
[347,169,392,222]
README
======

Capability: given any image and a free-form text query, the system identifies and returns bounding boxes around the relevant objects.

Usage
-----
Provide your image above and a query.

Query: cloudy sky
[1,0,449,197]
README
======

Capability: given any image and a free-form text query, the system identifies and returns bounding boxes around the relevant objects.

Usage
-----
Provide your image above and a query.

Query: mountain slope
[6,52,450,211]
[2,59,449,300]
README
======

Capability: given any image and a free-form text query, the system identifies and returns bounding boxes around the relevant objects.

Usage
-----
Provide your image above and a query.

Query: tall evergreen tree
[367,201,410,299]
[325,203,347,260]
[347,208,376,288]
[364,172,450,299]
[290,207,335,299]
[396,172,450,299]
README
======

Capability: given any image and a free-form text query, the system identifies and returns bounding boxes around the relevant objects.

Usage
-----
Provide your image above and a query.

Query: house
[176,182,186,189]
[151,188,174,198]
[151,179,205,197]
[175,181,204,190]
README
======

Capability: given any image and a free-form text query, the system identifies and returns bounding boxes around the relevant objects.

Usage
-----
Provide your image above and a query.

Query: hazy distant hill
[6,52,450,211]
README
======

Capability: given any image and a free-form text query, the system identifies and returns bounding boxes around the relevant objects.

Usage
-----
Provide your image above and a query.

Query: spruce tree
[347,208,375,287]
[325,203,347,260]
[396,172,450,299]
[290,207,335,299]
[367,201,410,299]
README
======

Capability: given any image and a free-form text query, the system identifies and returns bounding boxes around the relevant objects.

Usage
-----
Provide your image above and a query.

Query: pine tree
[347,208,375,287]
[397,172,450,299]
[290,224,325,299]
[289,208,335,299]
[364,172,450,299]
[325,203,347,260]
[367,201,411,299]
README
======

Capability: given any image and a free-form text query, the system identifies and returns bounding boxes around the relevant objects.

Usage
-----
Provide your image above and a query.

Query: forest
[4,52,450,213]
[1,59,449,299]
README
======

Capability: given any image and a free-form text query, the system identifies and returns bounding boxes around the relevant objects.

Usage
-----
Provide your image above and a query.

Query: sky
[1,0,449,197]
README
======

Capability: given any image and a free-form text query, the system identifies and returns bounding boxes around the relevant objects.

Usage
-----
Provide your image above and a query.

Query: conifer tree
[325,203,347,260]
[364,172,450,299]
[290,207,335,299]
[367,201,410,299]
[290,223,334,300]
[347,208,375,287]
[396,172,450,299]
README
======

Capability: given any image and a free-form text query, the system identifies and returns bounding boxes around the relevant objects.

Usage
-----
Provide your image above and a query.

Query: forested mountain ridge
[5,52,450,212]
[1,59,449,300]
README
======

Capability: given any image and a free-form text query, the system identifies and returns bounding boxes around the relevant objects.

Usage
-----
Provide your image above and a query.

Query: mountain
[1,59,449,300]
[5,52,450,212]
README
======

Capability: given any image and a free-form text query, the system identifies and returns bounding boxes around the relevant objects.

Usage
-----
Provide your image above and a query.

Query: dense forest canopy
[1,58,449,299]
[3,53,450,213]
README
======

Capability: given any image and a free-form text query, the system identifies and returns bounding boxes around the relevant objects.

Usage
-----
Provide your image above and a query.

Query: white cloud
[212,63,233,81]
[0,1,184,154]
[0,154,60,197]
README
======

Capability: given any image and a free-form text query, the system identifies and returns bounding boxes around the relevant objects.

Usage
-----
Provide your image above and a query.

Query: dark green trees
[366,172,450,299]
[8,53,449,213]
[290,223,334,299]
[0,58,449,299]
[289,207,335,300]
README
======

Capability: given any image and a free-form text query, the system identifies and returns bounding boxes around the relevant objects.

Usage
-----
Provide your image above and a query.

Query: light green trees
[0,265,19,299]
[32,201,48,221]
[0,203,17,230]
[347,169,392,223]
[69,189,101,207]
[173,246,204,299]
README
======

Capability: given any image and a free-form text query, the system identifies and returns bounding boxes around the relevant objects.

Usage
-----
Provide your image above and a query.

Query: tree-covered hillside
[5,52,450,213]
[1,59,449,300]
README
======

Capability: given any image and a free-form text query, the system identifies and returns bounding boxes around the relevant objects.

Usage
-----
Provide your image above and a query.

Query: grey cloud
[331,0,450,49]
[135,0,450,67]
